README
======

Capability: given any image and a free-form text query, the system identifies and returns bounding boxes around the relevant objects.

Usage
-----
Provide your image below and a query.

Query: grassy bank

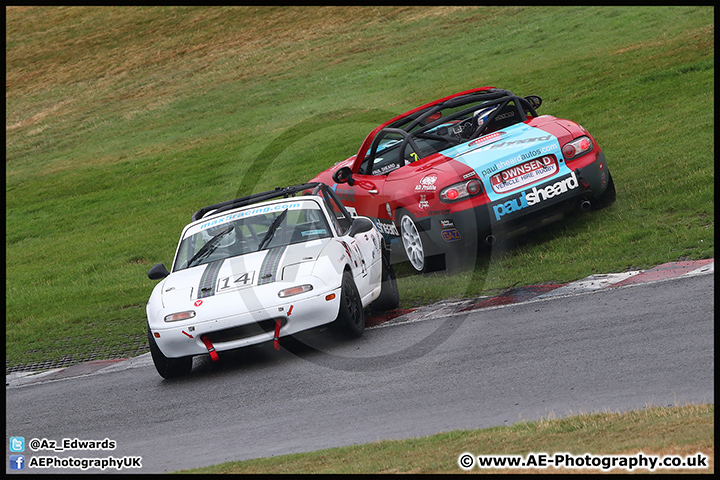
[178,404,714,474]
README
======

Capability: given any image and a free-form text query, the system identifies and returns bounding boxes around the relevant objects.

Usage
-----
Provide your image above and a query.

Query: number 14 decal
[217,271,256,291]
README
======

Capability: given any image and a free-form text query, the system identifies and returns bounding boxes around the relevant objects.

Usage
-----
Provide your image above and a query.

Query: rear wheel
[333,270,365,338]
[399,213,426,273]
[148,326,193,379]
[593,172,616,209]
[398,211,444,274]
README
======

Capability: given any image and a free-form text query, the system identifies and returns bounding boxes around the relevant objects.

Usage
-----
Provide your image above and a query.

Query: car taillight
[562,135,593,160]
[440,179,482,203]
[466,179,481,194]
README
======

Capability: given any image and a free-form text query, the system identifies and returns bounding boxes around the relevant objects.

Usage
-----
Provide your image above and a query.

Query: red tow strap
[274,318,282,350]
[201,335,219,361]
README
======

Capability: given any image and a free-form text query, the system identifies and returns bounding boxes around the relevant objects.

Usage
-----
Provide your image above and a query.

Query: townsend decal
[491,171,580,222]
[491,155,559,194]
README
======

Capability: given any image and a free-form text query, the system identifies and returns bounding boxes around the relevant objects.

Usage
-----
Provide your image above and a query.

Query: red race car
[309,87,615,273]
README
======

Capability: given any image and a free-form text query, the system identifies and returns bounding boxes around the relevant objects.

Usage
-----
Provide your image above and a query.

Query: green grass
[6,6,714,371]
[177,404,714,474]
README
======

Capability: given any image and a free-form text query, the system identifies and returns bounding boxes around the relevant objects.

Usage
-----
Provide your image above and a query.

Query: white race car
[145,183,399,378]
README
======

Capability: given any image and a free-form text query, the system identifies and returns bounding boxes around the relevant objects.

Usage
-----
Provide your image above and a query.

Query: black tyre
[593,172,616,210]
[398,210,444,274]
[148,326,193,379]
[333,270,365,338]
[371,247,400,311]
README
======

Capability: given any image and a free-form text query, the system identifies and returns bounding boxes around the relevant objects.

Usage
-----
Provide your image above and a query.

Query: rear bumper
[401,152,610,257]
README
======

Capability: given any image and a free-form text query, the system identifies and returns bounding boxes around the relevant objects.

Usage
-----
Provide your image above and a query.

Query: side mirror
[148,263,170,280]
[332,166,355,186]
[347,217,374,237]
[524,95,542,110]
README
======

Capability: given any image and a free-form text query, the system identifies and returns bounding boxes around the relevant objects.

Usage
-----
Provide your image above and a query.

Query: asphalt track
[5,260,714,474]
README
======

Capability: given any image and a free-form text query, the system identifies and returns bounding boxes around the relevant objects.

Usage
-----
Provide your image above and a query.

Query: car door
[319,188,377,298]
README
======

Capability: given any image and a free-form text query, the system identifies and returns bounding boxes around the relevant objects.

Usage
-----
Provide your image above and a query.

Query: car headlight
[278,284,314,298]
[562,135,593,160]
[164,310,196,322]
[439,179,482,203]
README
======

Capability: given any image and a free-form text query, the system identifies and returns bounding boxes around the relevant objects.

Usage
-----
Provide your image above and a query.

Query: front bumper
[149,286,341,359]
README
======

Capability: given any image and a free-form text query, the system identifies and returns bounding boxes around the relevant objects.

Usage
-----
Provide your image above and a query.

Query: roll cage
[193,183,334,221]
[354,88,542,175]
[191,182,365,237]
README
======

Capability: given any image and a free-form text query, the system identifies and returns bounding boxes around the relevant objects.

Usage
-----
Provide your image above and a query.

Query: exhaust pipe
[485,235,496,245]
[580,200,592,212]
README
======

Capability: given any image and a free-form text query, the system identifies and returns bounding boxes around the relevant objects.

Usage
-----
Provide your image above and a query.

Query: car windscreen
[172,199,332,272]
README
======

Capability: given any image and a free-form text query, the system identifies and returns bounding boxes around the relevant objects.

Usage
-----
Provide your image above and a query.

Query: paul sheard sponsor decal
[479,144,560,179]
[373,218,399,236]
[491,171,579,222]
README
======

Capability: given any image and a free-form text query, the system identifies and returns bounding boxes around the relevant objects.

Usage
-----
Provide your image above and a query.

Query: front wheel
[398,211,444,274]
[148,326,193,379]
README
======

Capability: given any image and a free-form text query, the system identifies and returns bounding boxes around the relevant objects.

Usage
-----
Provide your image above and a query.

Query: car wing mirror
[332,166,355,186]
[524,95,542,110]
[148,263,170,280]
[347,217,374,237]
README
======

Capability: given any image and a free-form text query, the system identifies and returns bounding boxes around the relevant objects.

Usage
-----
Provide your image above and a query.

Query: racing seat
[485,101,522,133]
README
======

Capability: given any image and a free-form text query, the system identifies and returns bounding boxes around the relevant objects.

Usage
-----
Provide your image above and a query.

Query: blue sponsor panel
[450,124,571,203]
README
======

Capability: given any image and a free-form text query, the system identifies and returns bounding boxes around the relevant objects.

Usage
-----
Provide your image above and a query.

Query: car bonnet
[161,239,331,303]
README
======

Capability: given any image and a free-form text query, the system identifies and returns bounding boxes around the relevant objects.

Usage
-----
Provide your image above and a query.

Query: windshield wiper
[186,225,234,268]
[257,209,288,251]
